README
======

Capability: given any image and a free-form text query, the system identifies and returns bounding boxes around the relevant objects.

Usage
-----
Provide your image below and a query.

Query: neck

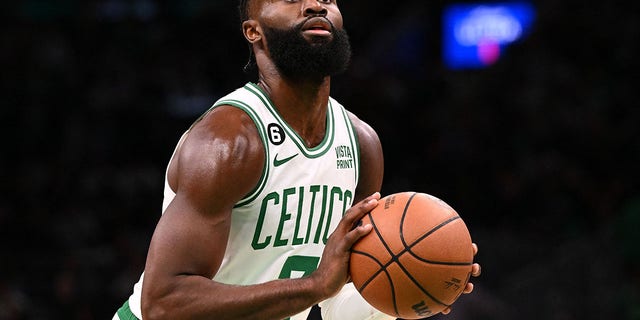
[257,68,331,148]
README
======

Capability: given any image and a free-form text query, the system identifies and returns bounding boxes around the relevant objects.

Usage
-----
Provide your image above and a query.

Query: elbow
[141,301,167,320]
[141,291,172,320]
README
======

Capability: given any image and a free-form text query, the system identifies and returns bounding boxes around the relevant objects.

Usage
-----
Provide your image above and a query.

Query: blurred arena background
[1,0,638,319]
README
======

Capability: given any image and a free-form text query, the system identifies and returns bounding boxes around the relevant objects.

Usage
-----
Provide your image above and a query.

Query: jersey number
[279,255,320,320]
[268,123,286,145]
[278,255,320,279]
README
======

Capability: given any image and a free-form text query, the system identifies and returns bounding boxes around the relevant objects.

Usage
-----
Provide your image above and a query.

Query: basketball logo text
[384,195,396,209]
[444,277,462,291]
[411,300,432,317]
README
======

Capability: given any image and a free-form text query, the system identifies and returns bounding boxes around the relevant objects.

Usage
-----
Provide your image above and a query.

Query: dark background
[1,0,639,319]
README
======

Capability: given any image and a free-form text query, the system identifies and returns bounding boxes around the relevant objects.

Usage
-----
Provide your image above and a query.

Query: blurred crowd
[1,0,638,319]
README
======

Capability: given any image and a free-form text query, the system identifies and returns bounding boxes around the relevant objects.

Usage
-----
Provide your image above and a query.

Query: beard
[262,19,352,80]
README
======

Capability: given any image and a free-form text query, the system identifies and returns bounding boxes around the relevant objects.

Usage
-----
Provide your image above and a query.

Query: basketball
[349,192,475,319]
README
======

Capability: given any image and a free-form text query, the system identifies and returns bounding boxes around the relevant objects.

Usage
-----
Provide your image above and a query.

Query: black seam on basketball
[370,211,395,258]
[365,210,397,289]
[397,196,462,307]
[363,252,405,282]
[352,249,400,316]
[351,250,385,291]
[394,247,473,266]
[405,215,474,264]
[391,193,452,309]
[366,210,402,315]
[398,192,417,250]
[414,259,472,266]
[352,212,390,293]
[402,215,460,249]
[394,258,452,307]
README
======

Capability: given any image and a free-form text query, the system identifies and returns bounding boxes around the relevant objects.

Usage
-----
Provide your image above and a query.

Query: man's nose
[302,0,328,17]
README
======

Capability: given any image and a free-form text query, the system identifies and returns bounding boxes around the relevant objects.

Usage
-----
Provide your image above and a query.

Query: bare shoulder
[347,112,380,147]
[142,105,267,293]
[170,105,266,212]
[347,111,384,202]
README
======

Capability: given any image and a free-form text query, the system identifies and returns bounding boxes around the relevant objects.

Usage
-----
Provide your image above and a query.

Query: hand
[440,243,481,315]
[311,192,381,300]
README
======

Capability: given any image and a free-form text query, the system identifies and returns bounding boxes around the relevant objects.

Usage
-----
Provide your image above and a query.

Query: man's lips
[301,17,333,36]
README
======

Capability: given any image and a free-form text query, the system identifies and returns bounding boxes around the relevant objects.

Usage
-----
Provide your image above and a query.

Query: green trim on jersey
[244,83,335,158]
[339,107,360,187]
[116,300,139,320]
[213,99,270,208]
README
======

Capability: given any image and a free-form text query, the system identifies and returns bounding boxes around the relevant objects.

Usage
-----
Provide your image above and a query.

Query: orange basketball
[349,192,475,319]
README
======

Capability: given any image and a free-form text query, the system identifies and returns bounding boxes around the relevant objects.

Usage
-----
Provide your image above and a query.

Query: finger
[441,307,451,315]
[343,192,380,227]
[343,222,373,248]
[463,281,474,294]
[471,263,481,277]
[472,243,478,256]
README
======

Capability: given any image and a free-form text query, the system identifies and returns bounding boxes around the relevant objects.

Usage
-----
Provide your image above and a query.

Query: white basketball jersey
[127,83,361,320]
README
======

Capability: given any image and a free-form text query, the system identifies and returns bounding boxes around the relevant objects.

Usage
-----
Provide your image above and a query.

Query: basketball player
[113,0,480,319]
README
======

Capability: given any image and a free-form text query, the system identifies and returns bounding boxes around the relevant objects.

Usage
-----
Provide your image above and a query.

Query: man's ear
[242,20,262,44]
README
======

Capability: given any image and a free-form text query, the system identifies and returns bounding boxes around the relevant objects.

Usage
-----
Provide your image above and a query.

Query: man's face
[262,17,352,79]
[253,0,352,79]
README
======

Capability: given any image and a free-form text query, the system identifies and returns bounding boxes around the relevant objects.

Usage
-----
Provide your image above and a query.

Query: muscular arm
[141,106,378,320]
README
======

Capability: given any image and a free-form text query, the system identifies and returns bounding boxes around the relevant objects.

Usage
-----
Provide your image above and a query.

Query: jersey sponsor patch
[335,145,354,169]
